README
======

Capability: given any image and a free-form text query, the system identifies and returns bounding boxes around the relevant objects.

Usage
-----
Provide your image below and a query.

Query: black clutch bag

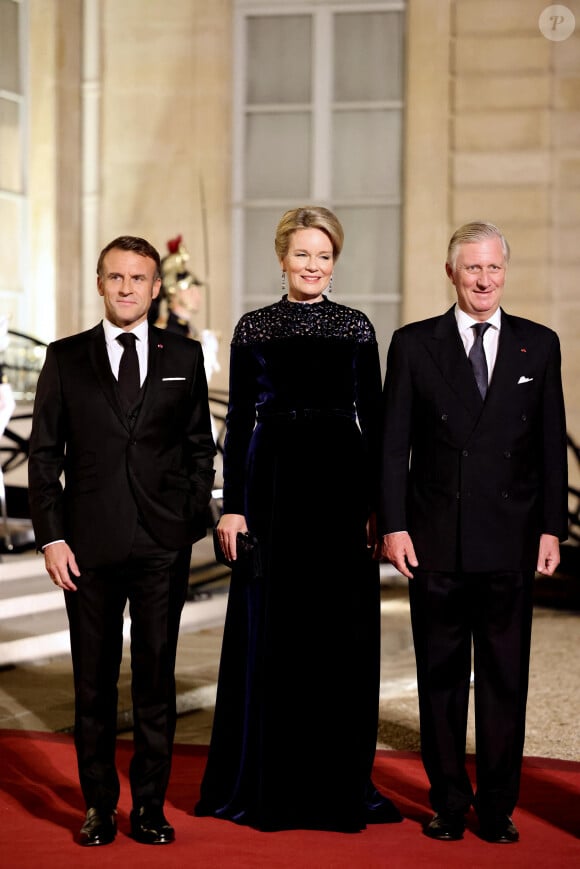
[212,527,262,576]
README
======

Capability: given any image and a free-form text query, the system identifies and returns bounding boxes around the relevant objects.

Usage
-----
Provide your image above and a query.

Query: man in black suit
[28,236,216,846]
[379,222,568,844]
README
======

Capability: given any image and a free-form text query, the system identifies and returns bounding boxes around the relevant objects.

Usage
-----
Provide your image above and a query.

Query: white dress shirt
[103,318,149,386]
[455,305,501,382]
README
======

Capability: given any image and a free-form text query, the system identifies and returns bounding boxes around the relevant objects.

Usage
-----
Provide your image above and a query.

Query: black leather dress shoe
[424,812,465,841]
[130,805,175,844]
[78,806,117,846]
[479,815,519,843]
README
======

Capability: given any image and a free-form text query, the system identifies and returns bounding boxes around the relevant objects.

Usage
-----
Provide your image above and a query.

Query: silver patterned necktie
[468,322,491,399]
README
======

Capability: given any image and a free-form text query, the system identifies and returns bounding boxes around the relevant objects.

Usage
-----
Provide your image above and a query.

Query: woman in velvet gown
[195,207,401,832]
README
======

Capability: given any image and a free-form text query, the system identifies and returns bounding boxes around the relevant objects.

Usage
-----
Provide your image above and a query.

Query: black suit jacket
[379,306,568,572]
[28,322,216,567]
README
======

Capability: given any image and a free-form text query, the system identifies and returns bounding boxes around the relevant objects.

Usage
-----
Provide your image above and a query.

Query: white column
[80,0,101,328]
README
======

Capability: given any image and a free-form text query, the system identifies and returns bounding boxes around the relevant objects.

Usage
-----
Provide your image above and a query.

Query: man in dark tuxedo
[379,222,568,844]
[28,236,216,847]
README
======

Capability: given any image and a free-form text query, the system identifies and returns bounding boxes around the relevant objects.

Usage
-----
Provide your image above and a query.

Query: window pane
[247,16,311,104]
[245,112,311,199]
[335,206,401,297]
[333,110,402,199]
[236,6,405,347]
[334,12,404,102]
[243,207,286,297]
[0,0,20,92]
[0,98,21,191]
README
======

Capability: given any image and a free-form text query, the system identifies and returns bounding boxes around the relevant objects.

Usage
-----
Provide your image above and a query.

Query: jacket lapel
[128,326,164,431]
[88,322,134,431]
[485,310,527,405]
[427,306,484,416]
[87,324,171,433]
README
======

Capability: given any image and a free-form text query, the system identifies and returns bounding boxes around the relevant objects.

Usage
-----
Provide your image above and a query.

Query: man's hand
[536,533,560,576]
[381,531,418,579]
[43,541,80,591]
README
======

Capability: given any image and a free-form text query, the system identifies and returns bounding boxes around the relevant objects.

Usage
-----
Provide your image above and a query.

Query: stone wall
[24,0,580,483]
[98,0,233,383]
[404,0,580,483]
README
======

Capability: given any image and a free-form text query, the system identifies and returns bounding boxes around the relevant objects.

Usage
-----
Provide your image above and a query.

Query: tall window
[232,0,406,356]
[0,0,27,325]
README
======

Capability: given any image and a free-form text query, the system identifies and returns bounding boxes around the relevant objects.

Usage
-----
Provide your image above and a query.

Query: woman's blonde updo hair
[274,206,344,262]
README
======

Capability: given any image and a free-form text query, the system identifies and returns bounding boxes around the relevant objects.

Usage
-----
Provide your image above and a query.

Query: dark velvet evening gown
[195,295,391,832]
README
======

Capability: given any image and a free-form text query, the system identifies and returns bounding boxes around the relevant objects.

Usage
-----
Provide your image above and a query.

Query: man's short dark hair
[97,236,162,281]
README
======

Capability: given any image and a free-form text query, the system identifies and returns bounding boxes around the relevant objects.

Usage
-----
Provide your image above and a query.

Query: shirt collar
[455,305,501,335]
[103,318,149,346]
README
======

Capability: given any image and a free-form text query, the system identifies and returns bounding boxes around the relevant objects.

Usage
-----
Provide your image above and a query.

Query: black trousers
[64,522,192,812]
[408,568,534,819]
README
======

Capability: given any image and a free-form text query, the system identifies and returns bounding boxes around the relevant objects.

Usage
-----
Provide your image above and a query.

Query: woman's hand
[216,513,248,561]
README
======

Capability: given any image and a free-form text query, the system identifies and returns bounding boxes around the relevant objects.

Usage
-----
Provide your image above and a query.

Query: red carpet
[0,730,578,867]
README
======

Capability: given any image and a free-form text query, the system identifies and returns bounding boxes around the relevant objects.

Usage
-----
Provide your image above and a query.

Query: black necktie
[469,322,491,399]
[116,332,140,405]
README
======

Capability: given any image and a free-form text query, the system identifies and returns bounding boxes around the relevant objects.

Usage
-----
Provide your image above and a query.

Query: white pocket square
[162,376,186,381]
[518,376,533,384]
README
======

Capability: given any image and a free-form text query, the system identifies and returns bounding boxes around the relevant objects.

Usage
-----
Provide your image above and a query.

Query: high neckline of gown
[280,294,330,307]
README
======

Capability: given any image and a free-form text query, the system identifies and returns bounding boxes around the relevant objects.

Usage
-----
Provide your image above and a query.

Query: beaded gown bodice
[222,295,383,515]
[232,295,376,345]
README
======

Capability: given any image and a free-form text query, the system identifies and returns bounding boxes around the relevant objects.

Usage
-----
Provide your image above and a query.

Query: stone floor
[1,572,579,762]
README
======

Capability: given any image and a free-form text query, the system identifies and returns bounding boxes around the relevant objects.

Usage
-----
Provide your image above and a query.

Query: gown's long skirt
[195,416,382,832]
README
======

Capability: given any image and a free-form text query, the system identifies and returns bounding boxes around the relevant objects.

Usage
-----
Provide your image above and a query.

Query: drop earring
[282,271,287,293]
[327,274,333,294]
